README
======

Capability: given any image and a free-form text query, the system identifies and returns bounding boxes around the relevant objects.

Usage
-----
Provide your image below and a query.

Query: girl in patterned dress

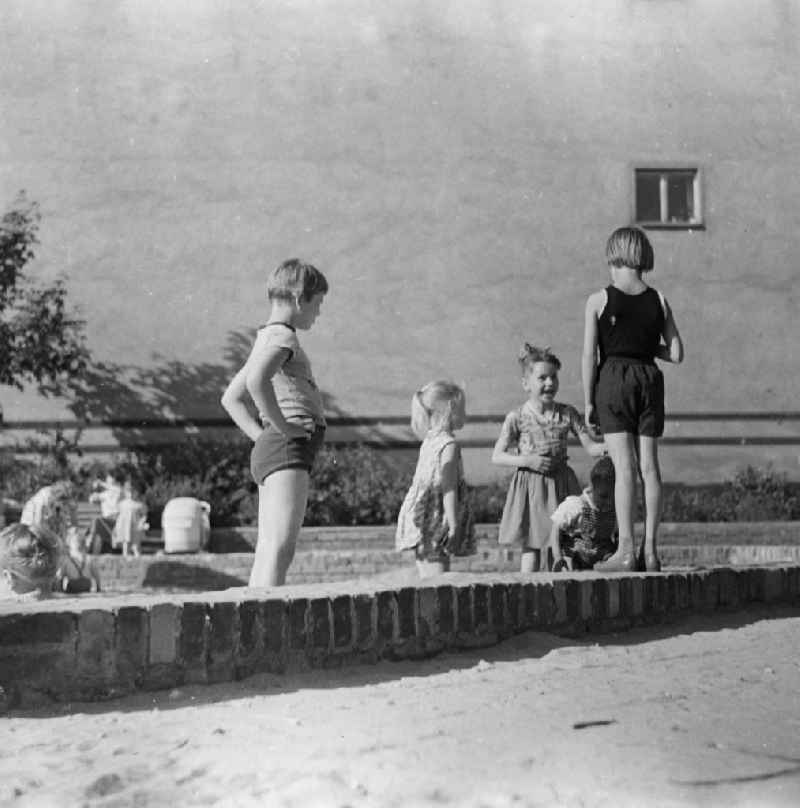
[492,344,606,572]
[396,381,475,578]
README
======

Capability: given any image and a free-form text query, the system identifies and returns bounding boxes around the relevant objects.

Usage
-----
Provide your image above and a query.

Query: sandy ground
[1,607,799,808]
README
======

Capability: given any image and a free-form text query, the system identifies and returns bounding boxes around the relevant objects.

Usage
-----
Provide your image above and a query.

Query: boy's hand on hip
[282,422,312,440]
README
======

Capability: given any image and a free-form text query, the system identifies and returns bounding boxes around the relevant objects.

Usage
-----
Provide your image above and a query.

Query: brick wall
[1,566,798,708]
[89,542,800,595]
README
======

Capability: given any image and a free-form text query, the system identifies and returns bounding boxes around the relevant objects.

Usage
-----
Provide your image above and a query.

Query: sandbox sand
[2,607,799,808]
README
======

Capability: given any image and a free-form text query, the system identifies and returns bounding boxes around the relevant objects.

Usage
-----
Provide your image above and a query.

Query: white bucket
[162,497,211,554]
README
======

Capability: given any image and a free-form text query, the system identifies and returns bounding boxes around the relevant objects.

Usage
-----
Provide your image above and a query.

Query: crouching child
[550,456,617,571]
[58,527,102,593]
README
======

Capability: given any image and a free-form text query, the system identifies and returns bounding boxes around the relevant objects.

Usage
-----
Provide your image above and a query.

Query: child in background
[550,456,617,572]
[0,522,61,601]
[493,344,606,572]
[87,469,126,553]
[583,227,684,572]
[221,258,328,587]
[57,527,102,593]
[113,481,149,557]
[396,381,475,577]
[20,480,78,540]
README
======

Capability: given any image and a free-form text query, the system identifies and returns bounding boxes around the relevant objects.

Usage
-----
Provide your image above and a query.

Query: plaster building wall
[0,0,798,481]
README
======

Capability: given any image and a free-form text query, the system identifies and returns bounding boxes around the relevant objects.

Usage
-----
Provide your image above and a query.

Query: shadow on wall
[49,328,256,446]
[43,327,396,450]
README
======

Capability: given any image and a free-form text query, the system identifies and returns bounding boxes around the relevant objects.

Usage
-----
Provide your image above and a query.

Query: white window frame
[633,167,704,230]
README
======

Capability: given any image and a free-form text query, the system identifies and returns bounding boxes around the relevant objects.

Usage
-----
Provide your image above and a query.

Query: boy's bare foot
[594,549,637,573]
[635,547,662,572]
[644,554,661,572]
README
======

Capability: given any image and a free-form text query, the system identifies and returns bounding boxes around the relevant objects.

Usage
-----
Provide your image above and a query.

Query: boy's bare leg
[249,468,309,587]
[637,435,662,570]
[595,431,638,571]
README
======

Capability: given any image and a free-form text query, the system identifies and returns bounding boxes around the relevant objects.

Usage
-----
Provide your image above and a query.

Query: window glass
[667,172,694,222]
[635,171,661,222]
[635,168,700,227]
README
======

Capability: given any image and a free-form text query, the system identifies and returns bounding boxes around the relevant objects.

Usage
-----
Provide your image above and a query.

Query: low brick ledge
[1,566,799,708]
[210,522,800,552]
[77,545,800,594]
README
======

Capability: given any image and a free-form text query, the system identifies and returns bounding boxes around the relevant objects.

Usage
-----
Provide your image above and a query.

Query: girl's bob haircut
[267,258,329,302]
[410,380,466,440]
[518,343,561,373]
[605,227,654,272]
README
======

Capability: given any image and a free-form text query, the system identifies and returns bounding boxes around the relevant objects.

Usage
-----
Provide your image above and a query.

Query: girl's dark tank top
[597,285,664,363]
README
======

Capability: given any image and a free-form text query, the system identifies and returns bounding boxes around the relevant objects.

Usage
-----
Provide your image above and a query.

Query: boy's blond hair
[267,258,329,302]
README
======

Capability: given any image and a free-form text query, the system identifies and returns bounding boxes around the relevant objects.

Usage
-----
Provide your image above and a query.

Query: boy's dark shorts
[250,423,325,485]
[595,357,664,437]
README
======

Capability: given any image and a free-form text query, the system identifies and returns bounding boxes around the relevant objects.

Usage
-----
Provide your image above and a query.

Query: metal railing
[1,412,798,453]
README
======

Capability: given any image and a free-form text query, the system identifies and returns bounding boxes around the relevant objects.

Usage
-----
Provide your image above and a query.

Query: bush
[0,427,96,515]
[652,464,800,522]
[305,445,411,526]
[2,435,799,527]
[120,438,254,528]
[467,478,508,523]
[109,440,414,529]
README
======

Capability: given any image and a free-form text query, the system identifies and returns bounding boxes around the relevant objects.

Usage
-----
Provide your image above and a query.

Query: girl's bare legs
[249,468,309,587]
[520,548,541,573]
[595,431,638,572]
[637,436,662,571]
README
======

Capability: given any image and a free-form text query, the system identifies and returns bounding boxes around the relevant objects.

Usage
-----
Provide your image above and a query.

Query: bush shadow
[55,327,397,452]
[141,561,247,591]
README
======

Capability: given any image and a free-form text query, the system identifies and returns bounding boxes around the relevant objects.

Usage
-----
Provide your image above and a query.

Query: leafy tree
[0,192,88,401]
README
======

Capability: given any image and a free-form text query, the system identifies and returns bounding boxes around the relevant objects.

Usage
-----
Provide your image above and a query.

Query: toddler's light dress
[112,498,149,550]
[396,430,475,560]
[497,401,583,549]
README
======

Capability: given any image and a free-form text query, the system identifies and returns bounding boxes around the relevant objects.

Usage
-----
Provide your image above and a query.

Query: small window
[635,168,703,229]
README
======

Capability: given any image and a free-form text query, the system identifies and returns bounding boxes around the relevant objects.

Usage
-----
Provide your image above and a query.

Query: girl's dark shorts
[595,357,664,438]
[250,424,325,485]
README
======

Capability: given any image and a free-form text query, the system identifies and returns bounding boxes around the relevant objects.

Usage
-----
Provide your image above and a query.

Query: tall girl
[221,258,328,587]
[396,381,475,578]
[583,227,684,572]
[493,344,606,572]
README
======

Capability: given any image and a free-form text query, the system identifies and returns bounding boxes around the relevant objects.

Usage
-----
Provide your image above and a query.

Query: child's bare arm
[655,297,684,364]
[440,443,460,549]
[570,404,606,457]
[582,293,602,429]
[246,344,310,439]
[491,416,555,473]
[577,429,607,458]
[221,365,263,442]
